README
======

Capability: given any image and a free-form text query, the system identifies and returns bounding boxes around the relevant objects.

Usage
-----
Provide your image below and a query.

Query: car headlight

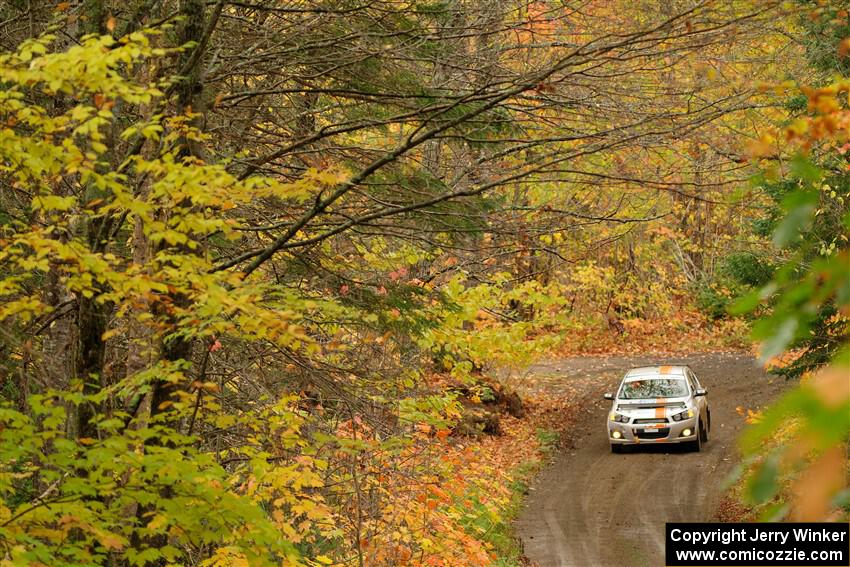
[609,412,630,423]
[672,408,694,421]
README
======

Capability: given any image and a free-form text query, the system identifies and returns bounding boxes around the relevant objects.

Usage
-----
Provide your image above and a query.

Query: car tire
[611,443,623,454]
[700,419,709,443]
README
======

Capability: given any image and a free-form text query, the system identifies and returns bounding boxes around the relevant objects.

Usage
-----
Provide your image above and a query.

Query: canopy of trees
[0,0,846,565]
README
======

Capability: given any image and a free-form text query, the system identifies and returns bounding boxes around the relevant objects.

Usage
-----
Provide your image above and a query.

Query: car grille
[634,418,668,424]
[636,428,669,439]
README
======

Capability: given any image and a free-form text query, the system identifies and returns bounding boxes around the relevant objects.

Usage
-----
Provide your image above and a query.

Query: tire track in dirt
[515,352,788,567]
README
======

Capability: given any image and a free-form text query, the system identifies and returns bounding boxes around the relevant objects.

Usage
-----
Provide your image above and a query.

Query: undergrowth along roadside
[453,391,572,566]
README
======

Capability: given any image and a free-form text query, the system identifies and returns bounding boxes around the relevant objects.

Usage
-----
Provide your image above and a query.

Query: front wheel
[611,443,623,454]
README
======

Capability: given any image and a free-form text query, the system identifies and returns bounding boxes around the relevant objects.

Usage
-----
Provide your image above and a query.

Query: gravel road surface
[515,353,788,567]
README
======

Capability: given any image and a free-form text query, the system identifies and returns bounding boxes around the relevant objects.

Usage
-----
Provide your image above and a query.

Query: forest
[0,0,847,565]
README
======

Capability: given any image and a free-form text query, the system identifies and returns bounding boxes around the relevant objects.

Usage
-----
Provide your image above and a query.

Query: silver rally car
[604,365,710,453]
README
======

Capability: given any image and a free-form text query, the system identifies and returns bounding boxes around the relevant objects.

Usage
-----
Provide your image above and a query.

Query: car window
[619,378,689,399]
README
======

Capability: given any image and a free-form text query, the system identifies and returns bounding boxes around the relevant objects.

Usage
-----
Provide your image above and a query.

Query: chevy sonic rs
[604,365,710,453]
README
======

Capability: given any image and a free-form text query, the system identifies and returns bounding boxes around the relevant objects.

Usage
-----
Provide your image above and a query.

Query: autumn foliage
[0,1,847,565]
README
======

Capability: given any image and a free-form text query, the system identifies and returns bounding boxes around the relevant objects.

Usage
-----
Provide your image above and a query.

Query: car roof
[623,365,689,380]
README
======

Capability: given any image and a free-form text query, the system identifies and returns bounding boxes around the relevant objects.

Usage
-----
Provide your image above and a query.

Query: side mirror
[694,388,707,397]
[603,393,614,400]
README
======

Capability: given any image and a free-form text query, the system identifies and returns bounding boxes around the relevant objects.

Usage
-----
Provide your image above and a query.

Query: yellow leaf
[147,514,167,530]
[100,533,124,550]
[32,195,76,211]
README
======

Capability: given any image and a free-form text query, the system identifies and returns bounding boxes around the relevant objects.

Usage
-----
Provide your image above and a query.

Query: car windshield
[619,378,688,399]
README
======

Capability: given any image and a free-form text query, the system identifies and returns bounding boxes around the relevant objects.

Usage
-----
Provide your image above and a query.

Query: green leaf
[758,317,797,362]
[789,154,823,184]
[746,453,779,504]
[728,288,762,315]
[773,199,815,248]
[758,502,789,522]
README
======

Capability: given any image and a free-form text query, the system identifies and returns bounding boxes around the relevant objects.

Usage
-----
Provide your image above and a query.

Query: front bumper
[608,417,697,444]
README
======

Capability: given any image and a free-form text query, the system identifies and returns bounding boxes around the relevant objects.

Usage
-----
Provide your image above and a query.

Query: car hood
[613,397,694,421]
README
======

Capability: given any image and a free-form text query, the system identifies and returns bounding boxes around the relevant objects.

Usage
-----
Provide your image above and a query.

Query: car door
[687,369,706,420]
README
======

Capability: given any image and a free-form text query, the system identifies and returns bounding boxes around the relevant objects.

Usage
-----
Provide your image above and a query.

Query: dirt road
[515,352,788,567]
